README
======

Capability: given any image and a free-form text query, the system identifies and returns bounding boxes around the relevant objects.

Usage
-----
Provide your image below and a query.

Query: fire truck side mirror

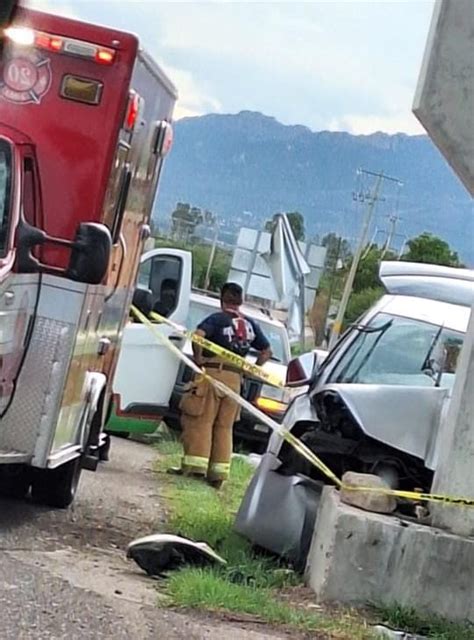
[16,219,112,285]
[67,223,112,285]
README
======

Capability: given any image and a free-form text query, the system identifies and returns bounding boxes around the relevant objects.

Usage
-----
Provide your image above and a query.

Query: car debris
[127,534,226,577]
[374,625,426,640]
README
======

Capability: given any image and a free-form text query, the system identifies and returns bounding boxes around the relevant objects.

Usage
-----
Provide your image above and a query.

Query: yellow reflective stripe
[208,462,230,474]
[182,455,208,470]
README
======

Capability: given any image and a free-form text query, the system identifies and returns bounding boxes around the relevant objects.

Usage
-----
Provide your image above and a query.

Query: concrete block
[306,487,474,623]
[340,472,397,514]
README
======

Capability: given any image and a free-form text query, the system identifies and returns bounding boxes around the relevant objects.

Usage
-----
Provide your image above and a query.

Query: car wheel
[31,458,82,509]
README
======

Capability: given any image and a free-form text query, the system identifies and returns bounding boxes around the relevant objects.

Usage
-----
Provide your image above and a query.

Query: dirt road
[0,438,291,640]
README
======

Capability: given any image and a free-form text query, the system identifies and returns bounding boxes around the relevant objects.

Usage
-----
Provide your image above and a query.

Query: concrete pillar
[431,301,474,536]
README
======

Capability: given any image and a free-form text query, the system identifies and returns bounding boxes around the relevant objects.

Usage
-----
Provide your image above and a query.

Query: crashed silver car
[235,261,474,568]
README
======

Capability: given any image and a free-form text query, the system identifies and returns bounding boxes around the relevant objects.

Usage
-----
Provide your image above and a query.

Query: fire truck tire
[31,457,82,509]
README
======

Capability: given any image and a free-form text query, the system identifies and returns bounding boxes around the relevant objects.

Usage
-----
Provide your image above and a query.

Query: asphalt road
[0,438,290,640]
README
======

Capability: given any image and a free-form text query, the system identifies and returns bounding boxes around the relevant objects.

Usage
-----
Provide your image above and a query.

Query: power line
[329,168,403,349]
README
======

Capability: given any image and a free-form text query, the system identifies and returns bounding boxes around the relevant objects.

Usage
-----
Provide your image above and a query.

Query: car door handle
[169,333,183,342]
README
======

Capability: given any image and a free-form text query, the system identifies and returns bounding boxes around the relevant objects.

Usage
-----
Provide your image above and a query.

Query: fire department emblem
[0,51,52,105]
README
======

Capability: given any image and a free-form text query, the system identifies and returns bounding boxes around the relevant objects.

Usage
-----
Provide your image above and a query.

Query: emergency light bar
[5,26,115,65]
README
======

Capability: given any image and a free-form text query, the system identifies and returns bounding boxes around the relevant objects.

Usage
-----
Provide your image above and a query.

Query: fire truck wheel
[31,457,82,509]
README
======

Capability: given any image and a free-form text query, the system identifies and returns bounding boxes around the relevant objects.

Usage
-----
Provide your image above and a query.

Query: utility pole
[318,236,342,346]
[329,169,402,349]
[380,212,404,258]
[203,218,219,291]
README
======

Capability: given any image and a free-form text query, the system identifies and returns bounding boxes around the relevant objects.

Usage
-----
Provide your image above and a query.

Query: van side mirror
[16,220,111,285]
[132,287,153,318]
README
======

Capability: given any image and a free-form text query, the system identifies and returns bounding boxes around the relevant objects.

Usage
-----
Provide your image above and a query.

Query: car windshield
[0,141,12,258]
[187,300,288,363]
[328,312,464,389]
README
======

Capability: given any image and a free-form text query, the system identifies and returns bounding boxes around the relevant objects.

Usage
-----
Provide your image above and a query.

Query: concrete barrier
[305,487,474,623]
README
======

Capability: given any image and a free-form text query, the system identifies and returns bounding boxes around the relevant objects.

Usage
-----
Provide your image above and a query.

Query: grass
[374,604,474,640]
[154,436,473,640]
[154,437,373,639]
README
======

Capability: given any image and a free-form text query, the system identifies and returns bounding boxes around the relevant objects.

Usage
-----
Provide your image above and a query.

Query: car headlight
[255,384,291,415]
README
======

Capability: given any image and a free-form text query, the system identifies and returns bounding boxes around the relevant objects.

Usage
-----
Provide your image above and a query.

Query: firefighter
[171,282,272,488]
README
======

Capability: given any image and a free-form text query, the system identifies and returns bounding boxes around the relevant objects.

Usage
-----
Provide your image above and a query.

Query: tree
[402,232,462,267]
[321,233,352,270]
[352,244,396,293]
[265,211,305,241]
[154,236,230,292]
[345,287,384,326]
[170,202,203,242]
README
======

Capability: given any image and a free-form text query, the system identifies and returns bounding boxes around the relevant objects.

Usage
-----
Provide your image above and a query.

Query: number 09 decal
[0,51,52,105]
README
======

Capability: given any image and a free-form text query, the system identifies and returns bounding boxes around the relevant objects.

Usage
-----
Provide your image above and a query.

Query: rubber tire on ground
[0,466,32,499]
[31,457,82,509]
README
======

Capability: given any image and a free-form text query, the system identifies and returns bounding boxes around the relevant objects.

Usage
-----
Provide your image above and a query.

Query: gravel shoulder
[0,437,294,640]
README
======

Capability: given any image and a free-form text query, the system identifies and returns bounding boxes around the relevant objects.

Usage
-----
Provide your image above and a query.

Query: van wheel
[0,466,32,499]
[31,458,82,509]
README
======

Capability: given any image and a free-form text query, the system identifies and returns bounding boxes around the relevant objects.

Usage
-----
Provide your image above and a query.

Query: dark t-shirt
[198,311,270,358]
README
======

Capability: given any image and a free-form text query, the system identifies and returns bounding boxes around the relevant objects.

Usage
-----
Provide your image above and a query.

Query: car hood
[313,383,450,469]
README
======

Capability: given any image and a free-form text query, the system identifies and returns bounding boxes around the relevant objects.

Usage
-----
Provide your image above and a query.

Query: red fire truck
[0,8,177,507]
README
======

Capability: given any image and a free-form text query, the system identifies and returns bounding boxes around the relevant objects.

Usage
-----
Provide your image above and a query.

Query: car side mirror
[16,220,112,285]
[286,351,323,388]
[132,287,153,318]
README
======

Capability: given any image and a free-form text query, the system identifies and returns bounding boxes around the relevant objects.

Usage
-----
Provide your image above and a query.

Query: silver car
[236,261,474,567]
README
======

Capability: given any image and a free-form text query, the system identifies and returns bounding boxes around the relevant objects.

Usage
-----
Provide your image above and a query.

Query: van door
[113,248,192,416]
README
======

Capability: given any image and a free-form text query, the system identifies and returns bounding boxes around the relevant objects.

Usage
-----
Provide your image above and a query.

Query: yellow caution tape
[131,305,474,509]
[149,310,285,388]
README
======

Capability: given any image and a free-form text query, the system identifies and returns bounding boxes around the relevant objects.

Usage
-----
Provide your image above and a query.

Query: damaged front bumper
[235,452,323,568]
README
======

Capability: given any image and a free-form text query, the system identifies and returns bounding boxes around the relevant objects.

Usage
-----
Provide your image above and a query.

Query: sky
[28,0,435,135]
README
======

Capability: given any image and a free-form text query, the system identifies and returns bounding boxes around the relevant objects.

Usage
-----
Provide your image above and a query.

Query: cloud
[328,112,425,136]
[27,0,77,17]
[157,60,222,120]
[22,1,435,135]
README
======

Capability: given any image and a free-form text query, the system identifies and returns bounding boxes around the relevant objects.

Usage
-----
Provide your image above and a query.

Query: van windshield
[328,312,464,389]
[187,301,288,363]
[0,140,12,258]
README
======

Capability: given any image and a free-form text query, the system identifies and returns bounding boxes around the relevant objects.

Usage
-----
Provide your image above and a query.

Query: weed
[154,440,373,638]
[374,603,474,640]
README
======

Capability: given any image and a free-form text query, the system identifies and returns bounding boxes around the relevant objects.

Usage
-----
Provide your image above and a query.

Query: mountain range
[154,111,473,264]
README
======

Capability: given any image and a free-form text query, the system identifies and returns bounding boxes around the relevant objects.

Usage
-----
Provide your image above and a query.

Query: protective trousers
[180,366,241,482]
